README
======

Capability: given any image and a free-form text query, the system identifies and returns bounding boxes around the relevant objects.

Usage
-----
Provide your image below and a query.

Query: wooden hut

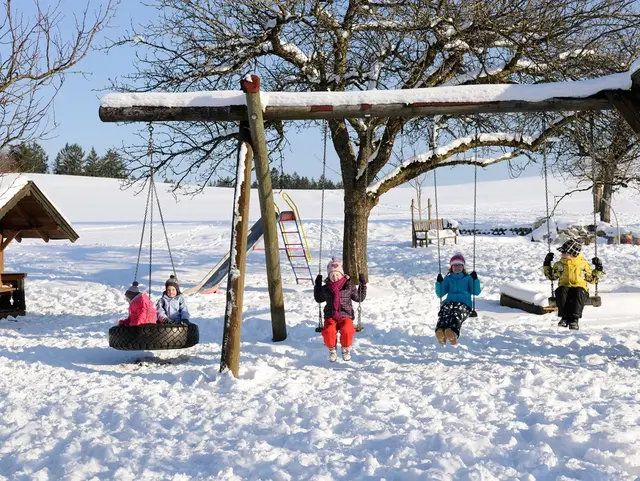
[0,177,79,319]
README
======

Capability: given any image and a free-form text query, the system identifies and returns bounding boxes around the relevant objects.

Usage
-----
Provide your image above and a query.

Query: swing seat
[109,323,199,351]
[548,295,602,308]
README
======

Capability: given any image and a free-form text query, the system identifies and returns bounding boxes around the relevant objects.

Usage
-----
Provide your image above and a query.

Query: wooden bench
[412,219,458,247]
[0,273,26,319]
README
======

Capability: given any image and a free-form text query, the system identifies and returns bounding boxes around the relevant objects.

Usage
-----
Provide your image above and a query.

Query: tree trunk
[599,164,616,223]
[594,182,603,215]
[342,185,372,281]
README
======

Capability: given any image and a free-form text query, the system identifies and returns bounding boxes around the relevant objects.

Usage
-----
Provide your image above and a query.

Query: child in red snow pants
[322,317,355,348]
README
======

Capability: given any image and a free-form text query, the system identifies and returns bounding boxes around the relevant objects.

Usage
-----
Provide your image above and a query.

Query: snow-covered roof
[0,175,78,243]
[100,63,639,110]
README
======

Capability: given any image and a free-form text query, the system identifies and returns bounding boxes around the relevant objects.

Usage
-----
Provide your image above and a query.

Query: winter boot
[558,318,569,328]
[444,328,458,346]
[341,347,351,361]
[328,348,338,362]
[568,320,580,330]
[435,328,446,346]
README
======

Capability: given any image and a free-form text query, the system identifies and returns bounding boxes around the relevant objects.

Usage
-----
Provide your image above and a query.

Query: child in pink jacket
[118,281,157,327]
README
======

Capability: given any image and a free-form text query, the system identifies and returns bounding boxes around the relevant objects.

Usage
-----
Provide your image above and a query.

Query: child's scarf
[327,276,348,321]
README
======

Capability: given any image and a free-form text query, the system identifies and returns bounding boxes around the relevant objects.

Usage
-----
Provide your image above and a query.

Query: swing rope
[542,139,555,299]
[316,120,329,332]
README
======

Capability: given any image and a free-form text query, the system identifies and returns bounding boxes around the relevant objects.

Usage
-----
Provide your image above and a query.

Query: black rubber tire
[108,323,199,351]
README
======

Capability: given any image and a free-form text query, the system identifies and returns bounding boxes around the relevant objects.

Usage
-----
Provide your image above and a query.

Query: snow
[501,282,552,307]
[0,175,30,210]
[100,61,639,109]
[3,173,640,479]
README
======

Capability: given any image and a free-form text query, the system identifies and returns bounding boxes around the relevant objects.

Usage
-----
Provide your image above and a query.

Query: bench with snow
[499,282,557,315]
[412,219,458,247]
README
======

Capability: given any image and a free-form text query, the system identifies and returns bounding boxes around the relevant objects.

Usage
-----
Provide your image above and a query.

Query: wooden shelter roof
[0,178,78,243]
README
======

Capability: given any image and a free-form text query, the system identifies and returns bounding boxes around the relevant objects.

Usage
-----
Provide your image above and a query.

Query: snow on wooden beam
[100,96,615,122]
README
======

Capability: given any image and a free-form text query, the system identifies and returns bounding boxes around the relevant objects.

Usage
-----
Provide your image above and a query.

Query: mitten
[592,256,604,273]
[315,274,323,286]
[543,252,554,266]
[470,271,478,280]
[118,319,128,327]
[359,274,366,285]
[436,273,443,283]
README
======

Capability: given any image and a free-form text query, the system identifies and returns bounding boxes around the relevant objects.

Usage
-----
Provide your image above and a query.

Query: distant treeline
[0,141,126,179]
[212,168,344,189]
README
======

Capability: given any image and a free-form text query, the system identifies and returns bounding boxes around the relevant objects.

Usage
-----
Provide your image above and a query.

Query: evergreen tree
[100,149,126,179]
[53,143,85,175]
[84,148,101,176]
[9,142,48,173]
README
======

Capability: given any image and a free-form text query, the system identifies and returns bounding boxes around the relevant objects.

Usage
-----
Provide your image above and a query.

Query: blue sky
[37,0,539,187]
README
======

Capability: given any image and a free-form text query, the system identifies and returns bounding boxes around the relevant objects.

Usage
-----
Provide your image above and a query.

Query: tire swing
[314,120,366,333]
[109,124,199,351]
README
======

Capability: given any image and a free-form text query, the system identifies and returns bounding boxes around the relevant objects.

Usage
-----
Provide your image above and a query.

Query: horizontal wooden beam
[99,96,615,123]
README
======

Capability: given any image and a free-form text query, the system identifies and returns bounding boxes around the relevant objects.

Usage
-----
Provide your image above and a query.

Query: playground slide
[183,216,274,295]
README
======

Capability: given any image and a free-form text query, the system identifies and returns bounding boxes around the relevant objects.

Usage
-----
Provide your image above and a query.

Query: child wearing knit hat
[156,275,190,324]
[314,257,367,362]
[118,281,157,327]
[434,252,481,346]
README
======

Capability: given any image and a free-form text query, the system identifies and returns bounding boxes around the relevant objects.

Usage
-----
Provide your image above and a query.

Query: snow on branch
[367,132,535,194]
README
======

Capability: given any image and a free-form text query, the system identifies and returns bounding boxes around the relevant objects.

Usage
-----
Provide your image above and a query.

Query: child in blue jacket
[156,275,190,324]
[434,252,481,345]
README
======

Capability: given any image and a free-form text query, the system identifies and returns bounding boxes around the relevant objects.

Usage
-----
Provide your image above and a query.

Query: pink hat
[449,253,465,266]
[327,257,345,277]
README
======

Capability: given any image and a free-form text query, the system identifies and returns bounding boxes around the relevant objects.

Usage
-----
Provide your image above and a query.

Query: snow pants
[555,286,589,320]
[436,301,471,338]
[322,317,355,348]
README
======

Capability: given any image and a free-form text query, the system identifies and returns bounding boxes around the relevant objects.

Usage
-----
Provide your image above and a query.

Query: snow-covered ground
[2,173,640,480]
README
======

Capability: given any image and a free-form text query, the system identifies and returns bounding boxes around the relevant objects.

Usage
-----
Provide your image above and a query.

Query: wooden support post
[220,122,254,377]
[241,75,287,342]
[605,91,640,137]
[411,200,415,248]
[428,198,432,221]
[0,235,4,274]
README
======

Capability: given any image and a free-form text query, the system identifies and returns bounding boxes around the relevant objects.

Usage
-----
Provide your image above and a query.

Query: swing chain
[433,121,442,306]
[542,140,555,298]
[470,122,479,317]
[590,114,599,297]
[316,120,329,332]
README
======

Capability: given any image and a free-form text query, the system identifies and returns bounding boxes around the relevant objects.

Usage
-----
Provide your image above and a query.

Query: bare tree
[551,112,640,223]
[109,0,640,275]
[0,0,118,151]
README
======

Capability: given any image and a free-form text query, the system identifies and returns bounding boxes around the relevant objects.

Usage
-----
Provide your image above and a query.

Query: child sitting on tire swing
[156,275,190,324]
[118,281,157,327]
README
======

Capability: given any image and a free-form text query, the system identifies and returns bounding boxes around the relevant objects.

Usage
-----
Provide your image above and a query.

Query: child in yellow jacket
[543,239,603,330]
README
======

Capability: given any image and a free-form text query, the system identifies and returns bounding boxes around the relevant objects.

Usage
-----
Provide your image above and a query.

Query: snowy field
[2,173,640,480]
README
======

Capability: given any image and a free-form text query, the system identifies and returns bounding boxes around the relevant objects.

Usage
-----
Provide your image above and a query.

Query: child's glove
[470,271,478,280]
[592,256,604,273]
[118,319,128,327]
[359,274,366,285]
[436,273,443,283]
[543,252,554,266]
[315,274,323,286]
